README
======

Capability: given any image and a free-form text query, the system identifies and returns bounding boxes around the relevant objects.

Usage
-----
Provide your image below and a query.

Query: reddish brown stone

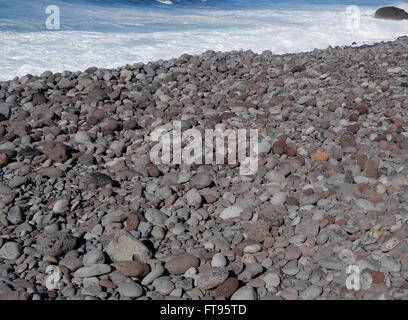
[108,159,126,172]
[109,89,121,100]
[272,139,286,155]
[284,146,297,156]
[204,194,217,203]
[369,270,385,283]
[220,112,233,120]
[240,208,253,221]
[102,118,119,131]
[87,117,98,126]
[303,188,314,196]
[214,277,239,298]
[165,254,200,275]
[286,196,299,206]
[125,214,140,231]
[349,113,359,122]
[115,194,125,205]
[364,159,379,178]
[357,105,369,115]
[114,261,150,277]
[347,124,360,134]
[319,217,332,228]
[16,110,29,121]
[299,245,315,256]
[362,189,383,203]
[0,153,8,166]
[165,194,177,206]
[148,165,160,177]
[123,119,138,130]
[347,233,360,241]
[41,142,70,163]
[394,119,405,127]
[263,236,275,249]
[355,153,368,170]
[358,183,370,194]
[335,219,346,226]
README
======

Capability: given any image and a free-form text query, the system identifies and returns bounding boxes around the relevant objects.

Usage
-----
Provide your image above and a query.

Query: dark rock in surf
[374,6,408,20]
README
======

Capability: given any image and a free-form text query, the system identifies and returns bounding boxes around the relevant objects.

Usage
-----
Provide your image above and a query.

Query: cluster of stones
[1,36,408,300]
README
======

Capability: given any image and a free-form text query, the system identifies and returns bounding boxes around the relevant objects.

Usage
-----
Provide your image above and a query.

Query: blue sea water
[0,0,405,32]
[0,0,408,79]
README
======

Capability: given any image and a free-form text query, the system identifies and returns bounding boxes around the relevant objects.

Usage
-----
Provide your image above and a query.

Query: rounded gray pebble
[300,285,323,300]
[0,241,22,260]
[117,282,143,298]
[231,286,257,300]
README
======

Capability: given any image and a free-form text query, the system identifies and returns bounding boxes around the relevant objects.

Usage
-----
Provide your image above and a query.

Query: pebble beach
[1,34,408,300]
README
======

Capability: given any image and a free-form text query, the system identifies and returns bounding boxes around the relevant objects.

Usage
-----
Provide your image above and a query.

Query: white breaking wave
[155,0,174,5]
[1,5,408,80]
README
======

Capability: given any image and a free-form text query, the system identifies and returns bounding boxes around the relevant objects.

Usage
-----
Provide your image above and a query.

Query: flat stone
[38,167,65,178]
[381,238,400,252]
[244,244,262,254]
[59,256,83,272]
[74,264,111,278]
[214,277,239,298]
[8,176,27,189]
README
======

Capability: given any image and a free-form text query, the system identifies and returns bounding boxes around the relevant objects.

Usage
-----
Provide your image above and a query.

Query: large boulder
[374,6,408,20]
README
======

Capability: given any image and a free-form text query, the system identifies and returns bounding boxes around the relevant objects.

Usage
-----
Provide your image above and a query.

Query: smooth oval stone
[73,264,112,278]
[0,241,22,260]
[117,282,143,298]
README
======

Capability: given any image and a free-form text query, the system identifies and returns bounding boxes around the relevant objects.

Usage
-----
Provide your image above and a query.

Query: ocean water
[0,0,408,80]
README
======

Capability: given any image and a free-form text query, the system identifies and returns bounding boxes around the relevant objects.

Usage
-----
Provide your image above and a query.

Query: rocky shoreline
[1,35,408,300]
